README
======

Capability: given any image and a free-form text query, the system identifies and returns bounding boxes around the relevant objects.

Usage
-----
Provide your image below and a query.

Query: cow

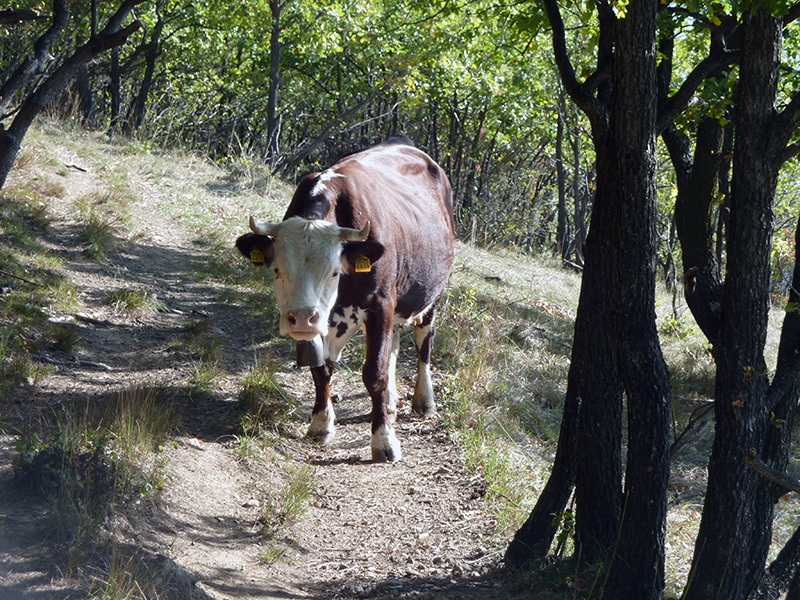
[235,136,455,462]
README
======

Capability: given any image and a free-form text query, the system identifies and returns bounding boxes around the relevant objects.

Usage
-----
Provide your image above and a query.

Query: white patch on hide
[327,306,365,362]
[310,169,345,197]
[307,402,336,444]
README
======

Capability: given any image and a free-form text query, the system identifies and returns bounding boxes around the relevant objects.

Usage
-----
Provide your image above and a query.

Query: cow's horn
[249,215,280,236]
[339,221,370,242]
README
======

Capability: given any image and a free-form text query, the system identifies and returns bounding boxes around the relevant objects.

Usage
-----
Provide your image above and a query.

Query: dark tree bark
[507,4,671,597]
[76,0,99,127]
[124,2,163,134]
[658,24,732,349]
[108,46,122,133]
[569,126,588,267]
[0,0,69,121]
[0,0,144,191]
[0,8,49,25]
[602,4,671,593]
[266,0,282,164]
[555,88,568,261]
[683,7,800,599]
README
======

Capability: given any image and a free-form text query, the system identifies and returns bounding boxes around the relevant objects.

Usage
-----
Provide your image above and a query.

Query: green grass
[75,196,120,260]
[0,190,82,395]
[13,387,179,577]
[259,462,316,536]
[107,288,162,317]
[238,358,299,429]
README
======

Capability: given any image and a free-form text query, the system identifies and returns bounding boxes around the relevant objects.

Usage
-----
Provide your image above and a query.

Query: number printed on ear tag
[355,255,371,273]
[250,249,265,266]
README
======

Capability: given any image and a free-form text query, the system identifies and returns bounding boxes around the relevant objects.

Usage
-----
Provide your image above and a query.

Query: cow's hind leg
[412,309,437,416]
[307,360,336,444]
[386,325,400,423]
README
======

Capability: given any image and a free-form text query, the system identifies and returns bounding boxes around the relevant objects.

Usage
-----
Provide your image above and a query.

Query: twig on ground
[34,354,113,371]
[0,269,40,286]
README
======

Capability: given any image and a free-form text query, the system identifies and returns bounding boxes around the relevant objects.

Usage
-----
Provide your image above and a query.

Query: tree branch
[657,48,739,133]
[745,450,800,494]
[0,8,49,25]
[540,0,602,119]
[772,92,800,164]
[0,0,69,121]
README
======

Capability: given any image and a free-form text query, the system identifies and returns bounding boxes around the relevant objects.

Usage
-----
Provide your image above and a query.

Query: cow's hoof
[371,426,402,462]
[411,398,437,417]
[307,430,335,445]
[307,407,335,444]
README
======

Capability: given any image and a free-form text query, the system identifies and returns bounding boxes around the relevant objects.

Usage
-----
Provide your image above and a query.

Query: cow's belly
[393,301,435,327]
[325,300,435,362]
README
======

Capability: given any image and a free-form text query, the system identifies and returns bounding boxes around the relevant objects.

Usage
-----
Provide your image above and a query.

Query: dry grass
[4,119,800,597]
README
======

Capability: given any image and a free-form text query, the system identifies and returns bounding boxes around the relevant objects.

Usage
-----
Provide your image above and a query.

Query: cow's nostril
[287,313,297,325]
[309,313,319,324]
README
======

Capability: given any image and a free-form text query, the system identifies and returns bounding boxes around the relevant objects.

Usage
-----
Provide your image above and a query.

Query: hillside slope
[0,123,565,599]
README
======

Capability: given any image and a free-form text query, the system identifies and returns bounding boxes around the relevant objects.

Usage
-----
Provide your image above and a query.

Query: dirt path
[0,131,526,599]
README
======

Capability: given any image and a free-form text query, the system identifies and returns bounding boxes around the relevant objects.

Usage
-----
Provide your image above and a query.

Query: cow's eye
[273,267,281,278]
[331,271,340,279]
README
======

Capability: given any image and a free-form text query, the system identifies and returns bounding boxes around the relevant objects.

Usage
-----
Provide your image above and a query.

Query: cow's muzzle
[286,308,320,330]
[283,308,326,340]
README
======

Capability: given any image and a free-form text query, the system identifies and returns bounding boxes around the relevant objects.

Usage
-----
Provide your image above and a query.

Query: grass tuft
[259,463,316,536]
[107,288,162,318]
[12,387,179,568]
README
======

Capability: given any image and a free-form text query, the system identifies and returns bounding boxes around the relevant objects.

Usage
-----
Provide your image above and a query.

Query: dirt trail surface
[0,129,527,599]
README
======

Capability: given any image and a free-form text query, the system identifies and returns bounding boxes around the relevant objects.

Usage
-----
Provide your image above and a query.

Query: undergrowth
[0,188,80,396]
[13,387,180,575]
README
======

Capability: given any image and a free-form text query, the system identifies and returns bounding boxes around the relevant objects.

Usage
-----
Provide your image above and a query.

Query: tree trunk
[507,8,670,597]
[555,88,568,261]
[125,4,163,134]
[683,9,782,599]
[266,0,281,164]
[0,1,143,191]
[602,3,670,594]
[109,47,122,133]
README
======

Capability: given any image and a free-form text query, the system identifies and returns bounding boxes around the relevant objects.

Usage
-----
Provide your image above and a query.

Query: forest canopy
[3,1,799,288]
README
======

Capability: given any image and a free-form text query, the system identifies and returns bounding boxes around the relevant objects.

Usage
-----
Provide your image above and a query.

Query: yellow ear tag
[355,255,372,273]
[250,248,265,266]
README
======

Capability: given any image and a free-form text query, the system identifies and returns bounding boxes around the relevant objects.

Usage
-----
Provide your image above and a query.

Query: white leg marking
[387,325,400,423]
[412,324,436,415]
[307,401,336,445]
[371,424,402,463]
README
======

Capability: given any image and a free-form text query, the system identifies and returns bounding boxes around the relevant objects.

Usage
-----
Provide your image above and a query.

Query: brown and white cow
[235,136,455,462]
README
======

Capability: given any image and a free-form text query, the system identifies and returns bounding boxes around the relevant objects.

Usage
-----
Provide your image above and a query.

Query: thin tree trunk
[0,1,143,190]
[266,0,281,164]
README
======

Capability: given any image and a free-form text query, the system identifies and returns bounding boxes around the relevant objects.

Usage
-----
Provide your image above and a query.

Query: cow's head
[235,216,380,340]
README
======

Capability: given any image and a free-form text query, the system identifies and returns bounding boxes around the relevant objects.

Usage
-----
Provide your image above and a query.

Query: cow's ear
[235,233,275,267]
[341,240,385,274]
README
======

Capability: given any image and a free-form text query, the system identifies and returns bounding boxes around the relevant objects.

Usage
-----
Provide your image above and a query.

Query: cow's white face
[250,216,370,341]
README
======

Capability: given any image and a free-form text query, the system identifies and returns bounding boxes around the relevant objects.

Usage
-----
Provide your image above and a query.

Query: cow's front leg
[307,360,335,444]
[364,313,401,462]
